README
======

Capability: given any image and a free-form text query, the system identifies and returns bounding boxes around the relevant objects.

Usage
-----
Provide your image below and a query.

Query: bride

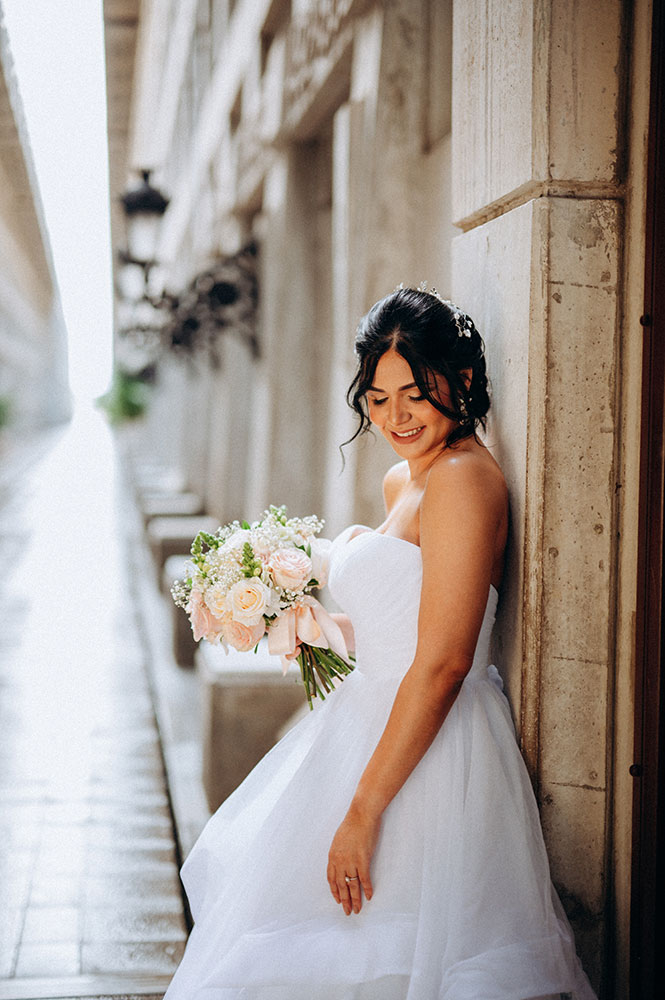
[164,286,597,999]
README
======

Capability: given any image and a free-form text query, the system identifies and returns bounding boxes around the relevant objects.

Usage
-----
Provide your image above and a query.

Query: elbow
[421,657,471,705]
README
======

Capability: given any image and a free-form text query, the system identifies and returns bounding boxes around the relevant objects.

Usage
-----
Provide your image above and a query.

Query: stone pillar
[324,0,456,533]
[451,0,627,989]
[245,140,335,521]
[181,358,212,504]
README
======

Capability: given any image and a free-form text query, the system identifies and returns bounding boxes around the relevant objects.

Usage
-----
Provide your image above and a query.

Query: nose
[388,396,409,426]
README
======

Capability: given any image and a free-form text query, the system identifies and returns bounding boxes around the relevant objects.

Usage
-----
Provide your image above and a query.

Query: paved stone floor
[0,407,187,999]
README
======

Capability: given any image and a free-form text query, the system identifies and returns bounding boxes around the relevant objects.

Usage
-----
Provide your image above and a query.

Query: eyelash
[370,395,425,406]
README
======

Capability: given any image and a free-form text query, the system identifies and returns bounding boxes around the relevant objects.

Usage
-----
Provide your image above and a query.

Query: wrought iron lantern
[117,169,170,302]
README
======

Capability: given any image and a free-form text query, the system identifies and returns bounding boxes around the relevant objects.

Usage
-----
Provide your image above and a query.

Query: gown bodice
[328,524,499,684]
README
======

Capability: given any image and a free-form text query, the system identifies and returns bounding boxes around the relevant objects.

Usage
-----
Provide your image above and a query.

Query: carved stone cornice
[283,0,371,134]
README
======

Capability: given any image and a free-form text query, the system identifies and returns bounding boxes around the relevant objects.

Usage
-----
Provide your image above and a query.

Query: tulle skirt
[164,663,596,999]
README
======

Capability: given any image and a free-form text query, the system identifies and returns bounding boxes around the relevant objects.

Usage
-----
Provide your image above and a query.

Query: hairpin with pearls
[417,281,474,339]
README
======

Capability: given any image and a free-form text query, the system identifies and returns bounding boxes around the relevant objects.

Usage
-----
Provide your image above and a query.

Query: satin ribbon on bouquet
[268,596,349,674]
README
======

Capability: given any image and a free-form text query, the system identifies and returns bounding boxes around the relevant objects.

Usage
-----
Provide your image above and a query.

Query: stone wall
[0,2,70,430]
[451,0,639,991]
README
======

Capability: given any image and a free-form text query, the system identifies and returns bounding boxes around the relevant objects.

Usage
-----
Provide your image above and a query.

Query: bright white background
[2,0,113,401]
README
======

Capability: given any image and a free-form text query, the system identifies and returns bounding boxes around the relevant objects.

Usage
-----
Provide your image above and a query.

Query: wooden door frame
[631,2,665,996]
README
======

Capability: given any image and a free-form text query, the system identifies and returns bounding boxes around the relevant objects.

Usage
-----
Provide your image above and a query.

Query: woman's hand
[327,802,379,915]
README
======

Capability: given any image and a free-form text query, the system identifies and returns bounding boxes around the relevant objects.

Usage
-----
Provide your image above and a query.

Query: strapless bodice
[328,524,499,684]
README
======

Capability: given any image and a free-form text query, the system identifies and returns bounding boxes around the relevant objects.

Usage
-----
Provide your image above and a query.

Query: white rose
[224,529,250,550]
[227,578,271,626]
[204,582,229,619]
[309,537,332,588]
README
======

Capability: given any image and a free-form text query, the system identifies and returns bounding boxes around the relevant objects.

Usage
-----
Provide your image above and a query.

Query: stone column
[324,0,456,532]
[244,140,335,521]
[451,0,627,989]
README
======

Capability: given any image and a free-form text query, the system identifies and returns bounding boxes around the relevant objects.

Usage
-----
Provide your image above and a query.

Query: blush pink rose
[269,548,312,591]
[188,589,225,642]
[223,618,265,652]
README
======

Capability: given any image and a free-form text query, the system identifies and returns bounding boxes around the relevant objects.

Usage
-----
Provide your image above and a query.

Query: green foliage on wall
[96,369,152,425]
[0,395,12,429]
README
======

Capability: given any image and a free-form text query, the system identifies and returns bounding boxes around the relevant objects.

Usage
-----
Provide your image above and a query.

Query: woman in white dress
[164,286,597,999]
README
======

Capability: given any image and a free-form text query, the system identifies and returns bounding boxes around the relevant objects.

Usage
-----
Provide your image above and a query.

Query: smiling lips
[391,426,425,441]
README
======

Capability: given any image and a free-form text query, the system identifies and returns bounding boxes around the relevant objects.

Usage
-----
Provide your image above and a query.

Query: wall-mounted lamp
[117,169,170,302]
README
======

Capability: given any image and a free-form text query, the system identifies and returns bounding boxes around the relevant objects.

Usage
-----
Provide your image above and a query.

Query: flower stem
[296,645,355,709]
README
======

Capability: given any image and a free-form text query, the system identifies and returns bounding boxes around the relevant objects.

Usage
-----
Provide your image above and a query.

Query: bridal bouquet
[171,505,354,707]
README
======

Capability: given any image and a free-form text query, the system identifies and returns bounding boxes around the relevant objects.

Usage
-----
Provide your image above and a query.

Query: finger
[346,873,362,914]
[358,861,373,901]
[327,863,340,903]
[336,877,352,916]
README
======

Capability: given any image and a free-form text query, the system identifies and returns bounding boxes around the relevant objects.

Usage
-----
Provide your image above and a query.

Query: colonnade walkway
[0,406,187,1000]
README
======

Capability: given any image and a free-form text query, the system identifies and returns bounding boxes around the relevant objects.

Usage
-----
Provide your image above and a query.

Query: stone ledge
[147,515,218,588]
[453,178,625,233]
[139,490,204,525]
[0,973,172,999]
[197,640,305,811]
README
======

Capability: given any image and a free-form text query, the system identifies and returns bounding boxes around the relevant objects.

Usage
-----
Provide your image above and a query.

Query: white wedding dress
[164,526,597,999]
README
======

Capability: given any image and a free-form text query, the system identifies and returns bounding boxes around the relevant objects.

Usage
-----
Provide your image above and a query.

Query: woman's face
[365,349,460,460]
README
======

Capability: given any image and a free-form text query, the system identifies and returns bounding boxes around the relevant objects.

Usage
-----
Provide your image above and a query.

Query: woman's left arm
[327,454,505,914]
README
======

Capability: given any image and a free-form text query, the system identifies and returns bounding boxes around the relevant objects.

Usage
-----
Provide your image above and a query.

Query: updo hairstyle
[346,286,490,450]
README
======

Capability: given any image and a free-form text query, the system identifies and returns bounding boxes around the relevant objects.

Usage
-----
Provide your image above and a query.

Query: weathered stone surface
[452,200,536,720]
[452,0,535,223]
[452,192,619,993]
[548,0,624,183]
[541,198,618,666]
[452,0,624,225]
[538,658,607,789]
[540,781,606,987]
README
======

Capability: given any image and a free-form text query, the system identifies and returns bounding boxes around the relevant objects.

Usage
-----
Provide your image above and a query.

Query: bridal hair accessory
[394,281,474,339]
[171,505,355,708]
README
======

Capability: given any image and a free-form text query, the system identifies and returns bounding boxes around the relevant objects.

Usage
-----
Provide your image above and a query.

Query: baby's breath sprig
[171,579,192,610]
[267,504,288,525]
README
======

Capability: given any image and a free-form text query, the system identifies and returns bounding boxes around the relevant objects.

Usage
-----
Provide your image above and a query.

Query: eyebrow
[368,382,418,393]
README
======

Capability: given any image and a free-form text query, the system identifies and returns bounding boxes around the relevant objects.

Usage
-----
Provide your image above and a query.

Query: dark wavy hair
[345,287,491,450]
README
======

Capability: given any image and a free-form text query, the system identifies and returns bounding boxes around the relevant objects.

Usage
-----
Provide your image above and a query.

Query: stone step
[146,516,218,587]
[162,556,197,667]
[0,972,172,999]
[197,639,305,812]
[139,491,204,526]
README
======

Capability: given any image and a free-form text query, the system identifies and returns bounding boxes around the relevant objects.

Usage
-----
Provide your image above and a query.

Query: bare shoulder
[422,447,507,527]
[382,461,409,512]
